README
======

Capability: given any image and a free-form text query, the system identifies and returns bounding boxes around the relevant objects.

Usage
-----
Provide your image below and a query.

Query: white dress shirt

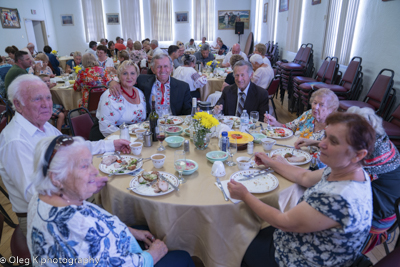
[252,65,275,89]
[222,51,249,65]
[152,47,164,57]
[0,112,114,213]
[98,57,114,68]
[263,56,272,67]
[173,66,207,92]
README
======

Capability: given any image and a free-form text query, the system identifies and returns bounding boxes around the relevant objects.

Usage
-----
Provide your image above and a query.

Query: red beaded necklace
[121,86,137,99]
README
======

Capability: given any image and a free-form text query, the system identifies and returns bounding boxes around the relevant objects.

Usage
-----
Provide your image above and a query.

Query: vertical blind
[120,0,142,41]
[81,0,105,43]
[150,0,173,41]
[285,0,303,52]
[193,0,215,41]
[267,0,277,43]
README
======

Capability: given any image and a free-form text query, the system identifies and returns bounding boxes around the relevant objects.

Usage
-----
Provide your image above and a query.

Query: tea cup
[236,156,253,170]
[151,154,166,169]
[130,142,143,156]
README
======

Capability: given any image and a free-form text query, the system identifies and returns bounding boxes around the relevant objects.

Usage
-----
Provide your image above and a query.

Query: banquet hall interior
[0,0,399,266]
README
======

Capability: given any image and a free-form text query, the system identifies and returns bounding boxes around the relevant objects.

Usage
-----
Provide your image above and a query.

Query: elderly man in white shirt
[148,39,164,61]
[250,54,274,89]
[221,43,248,67]
[0,74,130,236]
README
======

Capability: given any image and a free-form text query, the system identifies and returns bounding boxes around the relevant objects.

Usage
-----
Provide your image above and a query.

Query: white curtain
[150,0,173,41]
[81,0,105,43]
[120,0,142,41]
[267,0,277,42]
[322,0,360,65]
[285,0,303,52]
[193,0,215,41]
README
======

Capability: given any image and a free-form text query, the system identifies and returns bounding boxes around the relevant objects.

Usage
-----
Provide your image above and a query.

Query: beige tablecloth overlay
[95,126,308,267]
[58,56,73,72]
[200,78,225,101]
[50,83,82,110]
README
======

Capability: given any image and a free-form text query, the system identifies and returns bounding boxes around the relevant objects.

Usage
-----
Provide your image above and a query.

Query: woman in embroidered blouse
[28,136,194,267]
[91,60,146,140]
[28,53,55,77]
[229,112,376,267]
[172,54,207,99]
[73,53,111,109]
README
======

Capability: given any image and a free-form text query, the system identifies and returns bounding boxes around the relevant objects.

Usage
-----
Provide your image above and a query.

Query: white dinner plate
[262,127,293,139]
[129,171,179,197]
[230,170,279,193]
[159,116,184,125]
[129,122,149,133]
[99,153,143,175]
[58,85,73,89]
[269,148,311,165]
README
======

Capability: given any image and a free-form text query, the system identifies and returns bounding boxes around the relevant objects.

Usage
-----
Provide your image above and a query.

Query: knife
[216,177,229,201]
[273,143,296,149]
[160,174,180,191]
[238,169,274,181]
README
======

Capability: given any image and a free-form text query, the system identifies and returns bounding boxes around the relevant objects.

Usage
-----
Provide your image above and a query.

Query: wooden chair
[67,107,94,140]
[87,86,107,118]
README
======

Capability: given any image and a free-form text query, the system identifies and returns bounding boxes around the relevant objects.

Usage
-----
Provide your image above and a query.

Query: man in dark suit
[214,60,269,120]
[108,54,192,116]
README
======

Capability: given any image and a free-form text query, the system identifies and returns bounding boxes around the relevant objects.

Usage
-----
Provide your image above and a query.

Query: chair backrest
[141,68,148,74]
[374,246,400,267]
[322,57,339,84]
[340,57,362,91]
[0,110,7,133]
[268,41,275,54]
[10,224,31,260]
[68,107,94,140]
[267,77,280,96]
[265,41,271,54]
[388,103,400,128]
[87,86,106,115]
[293,44,306,63]
[298,47,312,67]
[314,57,330,82]
[364,69,394,114]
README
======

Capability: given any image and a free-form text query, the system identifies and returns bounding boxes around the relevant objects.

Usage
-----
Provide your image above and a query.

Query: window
[150,0,173,41]
[120,0,143,41]
[81,0,105,43]
[193,0,215,41]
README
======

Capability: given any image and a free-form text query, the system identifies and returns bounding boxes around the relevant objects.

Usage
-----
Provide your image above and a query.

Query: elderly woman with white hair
[27,135,195,267]
[90,60,146,140]
[65,51,82,74]
[172,54,207,99]
[249,54,274,89]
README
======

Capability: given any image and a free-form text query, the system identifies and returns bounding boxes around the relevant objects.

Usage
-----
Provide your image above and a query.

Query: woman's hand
[227,180,250,200]
[129,228,155,249]
[264,114,281,127]
[109,81,122,97]
[254,152,272,167]
[113,139,131,154]
[294,137,320,149]
[148,240,168,265]
[271,155,289,165]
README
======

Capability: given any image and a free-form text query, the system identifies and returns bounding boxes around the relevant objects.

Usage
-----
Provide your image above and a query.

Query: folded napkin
[278,184,306,212]
[107,135,137,143]
[214,179,241,204]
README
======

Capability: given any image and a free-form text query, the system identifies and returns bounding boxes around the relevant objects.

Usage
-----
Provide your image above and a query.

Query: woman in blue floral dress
[27,135,194,267]
[229,112,376,267]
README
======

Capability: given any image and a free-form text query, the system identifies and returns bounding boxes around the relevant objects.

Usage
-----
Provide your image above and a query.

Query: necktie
[160,83,165,105]
[237,92,245,116]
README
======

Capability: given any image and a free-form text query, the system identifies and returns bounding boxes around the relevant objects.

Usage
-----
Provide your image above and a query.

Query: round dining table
[94,122,309,267]
[50,82,82,110]
[58,56,74,71]
[200,77,225,101]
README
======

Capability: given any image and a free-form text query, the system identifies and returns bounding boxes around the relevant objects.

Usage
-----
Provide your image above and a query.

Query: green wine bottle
[149,95,159,141]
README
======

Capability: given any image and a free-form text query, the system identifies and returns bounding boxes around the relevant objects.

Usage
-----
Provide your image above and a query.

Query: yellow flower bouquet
[73,66,82,74]
[192,112,219,150]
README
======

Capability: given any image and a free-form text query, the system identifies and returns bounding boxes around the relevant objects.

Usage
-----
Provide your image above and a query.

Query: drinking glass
[226,138,237,166]
[155,126,166,151]
[161,105,172,122]
[174,150,187,184]
[250,111,259,129]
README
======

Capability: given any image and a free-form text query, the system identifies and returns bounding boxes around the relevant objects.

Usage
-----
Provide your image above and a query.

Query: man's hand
[213,104,223,115]
[113,139,131,154]
[106,67,117,75]
[108,81,122,98]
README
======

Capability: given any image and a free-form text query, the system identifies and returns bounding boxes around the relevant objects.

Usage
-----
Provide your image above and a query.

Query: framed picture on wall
[218,10,250,30]
[61,14,74,26]
[106,13,120,25]
[263,3,268,23]
[312,0,322,5]
[0,7,21,28]
[279,0,289,12]
[175,12,188,23]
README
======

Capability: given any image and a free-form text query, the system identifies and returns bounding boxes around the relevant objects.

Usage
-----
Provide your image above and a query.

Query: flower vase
[193,125,211,150]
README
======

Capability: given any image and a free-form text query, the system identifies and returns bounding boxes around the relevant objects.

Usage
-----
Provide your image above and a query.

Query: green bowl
[206,151,229,163]
[165,126,183,136]
[165,136,184,148]
[182,159,199,175]
[251,133,267,144]
[184,128,193,137]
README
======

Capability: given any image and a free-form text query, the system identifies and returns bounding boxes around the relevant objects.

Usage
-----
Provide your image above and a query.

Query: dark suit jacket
[216,82,269,121]
[136,75,192,116]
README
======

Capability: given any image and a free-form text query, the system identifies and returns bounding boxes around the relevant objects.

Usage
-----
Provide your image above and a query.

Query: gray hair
[233,60,253,76]
[31,136,87,196]
[182,54,196,66]
[347,106,385,135]
[117,60,140,80]
[73,51,82,58]
[82,53,99,68]
[250,54,263,65]
[150,53,173,68]
[151,39,158,46]
[100,38,106,43]
[8,74,44,110]
[200,44,210,51]
[309,88,339,112]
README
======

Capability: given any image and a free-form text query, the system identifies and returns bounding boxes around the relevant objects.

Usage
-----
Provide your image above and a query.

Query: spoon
[246,154,255,162]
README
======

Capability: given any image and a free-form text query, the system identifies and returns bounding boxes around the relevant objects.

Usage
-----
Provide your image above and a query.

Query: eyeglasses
[42,135,74,176]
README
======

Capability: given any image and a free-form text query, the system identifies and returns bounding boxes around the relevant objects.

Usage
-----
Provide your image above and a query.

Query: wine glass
[155,126,166,151]
[250,111,259,130]
[161,105,172,121]
[226,138,237,166]
[174,150,187,184]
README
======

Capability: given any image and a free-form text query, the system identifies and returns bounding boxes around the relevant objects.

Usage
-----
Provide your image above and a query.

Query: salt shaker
[184,140,190,152]
[247,141,254,155]
[119,123,130,141]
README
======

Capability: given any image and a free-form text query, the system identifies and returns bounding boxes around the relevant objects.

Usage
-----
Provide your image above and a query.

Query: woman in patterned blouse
[73,53,111,108]
[129,41,148,65]
[27,136,195,267]
[229,112,376,267]
[90,60,146,140]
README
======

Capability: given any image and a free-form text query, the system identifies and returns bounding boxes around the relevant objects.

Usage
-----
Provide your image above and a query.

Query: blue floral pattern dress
[27,194,153,267]
[273,168,372,266]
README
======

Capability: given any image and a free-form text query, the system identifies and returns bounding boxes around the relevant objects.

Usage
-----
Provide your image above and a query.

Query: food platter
[262,127,293,139]
[226,131,254,145]
[159,116,184,125]
[230,170,279,193]
[269,148,311,165]
[129,171,179,196]
[99,153,143,175]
